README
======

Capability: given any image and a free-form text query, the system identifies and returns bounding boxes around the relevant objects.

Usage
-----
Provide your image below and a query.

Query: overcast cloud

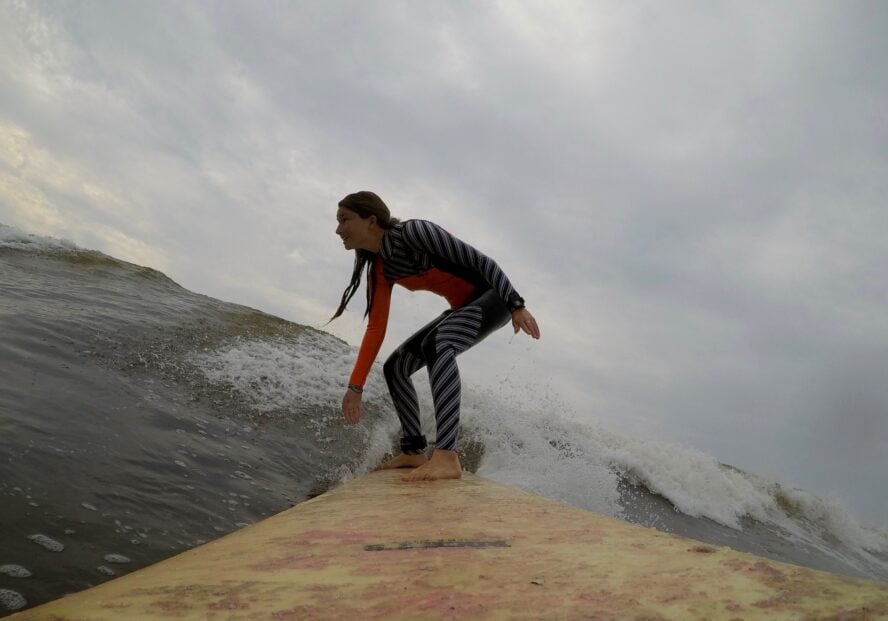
[1,0,886,525]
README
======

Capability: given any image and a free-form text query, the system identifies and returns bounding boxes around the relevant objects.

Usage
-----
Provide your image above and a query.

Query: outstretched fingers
[511,308,541,340]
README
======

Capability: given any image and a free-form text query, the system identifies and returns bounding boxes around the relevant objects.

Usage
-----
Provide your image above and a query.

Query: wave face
[1,224,886,614]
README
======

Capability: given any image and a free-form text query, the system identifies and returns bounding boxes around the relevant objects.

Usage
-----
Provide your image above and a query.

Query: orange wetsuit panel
[348,260,478,387]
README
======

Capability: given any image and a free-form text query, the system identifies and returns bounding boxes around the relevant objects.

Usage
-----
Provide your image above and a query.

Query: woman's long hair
[329,191,399,322]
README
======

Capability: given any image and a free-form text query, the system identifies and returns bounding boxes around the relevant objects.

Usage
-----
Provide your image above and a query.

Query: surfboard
[11,470,888,620]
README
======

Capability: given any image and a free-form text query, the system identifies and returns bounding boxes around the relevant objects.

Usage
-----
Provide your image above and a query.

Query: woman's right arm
[342,267,392,423]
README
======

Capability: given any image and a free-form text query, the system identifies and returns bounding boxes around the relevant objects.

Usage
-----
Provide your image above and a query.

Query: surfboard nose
[13,470,888,620]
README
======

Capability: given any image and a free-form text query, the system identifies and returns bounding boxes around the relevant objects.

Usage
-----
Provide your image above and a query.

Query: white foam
[103,554,130,564]
[474,387,888,553]
[0,224,79,253]
[779,487,888,554]
[594,430,776,529]
[191,331,391,413]
[27,534,64,552]
[0,589,27,612]
[0,565,31,578]
[468,392,622,516]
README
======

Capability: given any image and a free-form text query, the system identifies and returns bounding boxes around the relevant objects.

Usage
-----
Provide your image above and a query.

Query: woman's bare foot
[377,453,428,470]
[401,449,462,482]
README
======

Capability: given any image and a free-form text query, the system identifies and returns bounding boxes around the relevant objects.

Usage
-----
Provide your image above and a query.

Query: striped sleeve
[401,219,524,309]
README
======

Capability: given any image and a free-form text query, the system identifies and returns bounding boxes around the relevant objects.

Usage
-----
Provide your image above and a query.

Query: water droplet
[0,589,27,611]
[27,534,64,552]
[0,565,31,578]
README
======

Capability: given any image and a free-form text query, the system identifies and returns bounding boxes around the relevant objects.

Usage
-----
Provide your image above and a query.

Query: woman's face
[336,207,374,251]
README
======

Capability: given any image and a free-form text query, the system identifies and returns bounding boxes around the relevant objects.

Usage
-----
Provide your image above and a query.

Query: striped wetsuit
[349,219,525,454]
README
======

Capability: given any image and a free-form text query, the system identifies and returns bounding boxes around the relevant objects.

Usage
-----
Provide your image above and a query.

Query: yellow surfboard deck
[12,470,888,620]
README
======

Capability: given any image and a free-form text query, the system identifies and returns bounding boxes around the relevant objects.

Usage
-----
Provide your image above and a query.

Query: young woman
[331,191,540,481]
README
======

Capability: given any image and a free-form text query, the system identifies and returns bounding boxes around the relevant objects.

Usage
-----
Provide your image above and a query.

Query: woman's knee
[420,331,441,366]
[382,350,401,382]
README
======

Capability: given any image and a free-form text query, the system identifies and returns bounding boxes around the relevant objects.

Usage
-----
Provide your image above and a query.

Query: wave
[0,223,173,283]
[3,225,885,589]
[190,334,888,579]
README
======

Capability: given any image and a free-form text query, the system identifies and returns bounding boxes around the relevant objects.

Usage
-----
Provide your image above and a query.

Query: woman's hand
[342,388,363,424]
[511,307,541,339]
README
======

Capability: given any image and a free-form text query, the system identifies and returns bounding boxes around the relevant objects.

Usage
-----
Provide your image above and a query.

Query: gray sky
[2,1,886,526]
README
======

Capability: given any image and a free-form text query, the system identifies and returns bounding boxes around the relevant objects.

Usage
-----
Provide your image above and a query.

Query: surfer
[331,191,540,481]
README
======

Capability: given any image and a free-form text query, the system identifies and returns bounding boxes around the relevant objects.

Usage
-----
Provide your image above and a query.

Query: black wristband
[347,384,363,394]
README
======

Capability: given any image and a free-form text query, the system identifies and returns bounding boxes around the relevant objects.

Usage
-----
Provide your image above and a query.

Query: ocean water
[1,223,886,616]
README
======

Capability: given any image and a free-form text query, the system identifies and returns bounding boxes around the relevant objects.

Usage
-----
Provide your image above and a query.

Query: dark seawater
[1,225,886,616]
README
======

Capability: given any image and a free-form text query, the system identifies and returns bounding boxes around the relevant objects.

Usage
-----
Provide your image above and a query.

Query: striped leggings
[383,288,510,454]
